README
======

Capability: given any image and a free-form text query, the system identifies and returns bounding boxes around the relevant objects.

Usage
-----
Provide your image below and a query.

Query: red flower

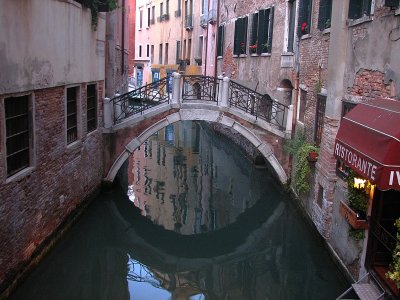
[301,22,307,31]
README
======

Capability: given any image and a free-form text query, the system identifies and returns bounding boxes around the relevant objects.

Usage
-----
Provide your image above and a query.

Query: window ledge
[260,53,271,57]
[347,15,373,27]
[239,54,247,58]
[300,34,311,40]
[233,54,247,58]
[396,7,400,16]
[281,52,294,56]
[322,28,331,34]
[5,167,35,184]
[217,56,223,60]
[66,140,82,151]
[250,53,259,57]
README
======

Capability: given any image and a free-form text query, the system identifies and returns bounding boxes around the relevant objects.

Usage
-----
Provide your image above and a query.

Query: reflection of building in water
[127,121,264,234]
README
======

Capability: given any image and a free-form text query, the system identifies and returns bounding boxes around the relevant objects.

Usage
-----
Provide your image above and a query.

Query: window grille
[87,84,97,133]
[66,87,78,144]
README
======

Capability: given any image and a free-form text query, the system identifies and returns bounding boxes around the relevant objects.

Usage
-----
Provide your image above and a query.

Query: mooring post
[103,97,113,128]
[171,72,181,107]
[286,104,294,136]
[220,76,230,108]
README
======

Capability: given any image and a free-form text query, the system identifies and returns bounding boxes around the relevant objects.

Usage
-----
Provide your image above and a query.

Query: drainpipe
[291,28,301,140]
[213,0,220,78]
[121,0,126,79]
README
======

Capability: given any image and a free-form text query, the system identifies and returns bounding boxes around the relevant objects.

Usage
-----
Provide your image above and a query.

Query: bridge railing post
[113,93,124,123]
[285,104,294,136]
[103,97,113,128]
[216,75,223,104]
[171,72,181,106]
[220,76,230,108]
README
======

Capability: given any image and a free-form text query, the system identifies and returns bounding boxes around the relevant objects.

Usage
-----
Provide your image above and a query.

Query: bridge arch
[104,105,289,185]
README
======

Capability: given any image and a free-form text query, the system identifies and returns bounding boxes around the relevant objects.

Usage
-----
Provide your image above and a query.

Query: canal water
[9,121,348,300]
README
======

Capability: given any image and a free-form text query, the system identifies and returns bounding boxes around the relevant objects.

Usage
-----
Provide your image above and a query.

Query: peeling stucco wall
[0,0,106,95]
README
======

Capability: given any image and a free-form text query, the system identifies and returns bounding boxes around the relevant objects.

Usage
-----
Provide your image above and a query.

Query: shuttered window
[348,0,372,19]
[217,25,224,57]
[287,0,296,52]
[4,95,32,177]
[385,0,400,7]
[318,0,332,30]
[314,94,326,146]
[87,84,97,133]
[249,7,274,55]
[298,0,312,36]
[233,16,248,55]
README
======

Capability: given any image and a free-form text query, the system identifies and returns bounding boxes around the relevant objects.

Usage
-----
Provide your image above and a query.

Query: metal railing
[182,75,220,102]
[229,80,289,130]
[112,76,171,124]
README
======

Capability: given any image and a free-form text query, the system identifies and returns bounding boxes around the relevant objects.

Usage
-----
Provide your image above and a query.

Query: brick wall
[0,82,104,290]
[348,69,392,100]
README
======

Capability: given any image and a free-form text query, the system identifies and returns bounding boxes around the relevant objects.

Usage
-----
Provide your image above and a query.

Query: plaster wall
[0,0,106,95]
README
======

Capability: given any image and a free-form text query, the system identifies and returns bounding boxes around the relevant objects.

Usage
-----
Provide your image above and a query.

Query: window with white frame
[249,7,274,55]
[139,45,142,57]
[4,94,33,177]
[217,25,224,57]
[139,9,143,29]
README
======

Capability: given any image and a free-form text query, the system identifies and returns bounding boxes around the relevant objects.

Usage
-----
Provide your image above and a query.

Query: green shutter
[298,0,306,37]
[250,13,259,47]
[267,7,274,52]
[234,19,240,55]
[385,0,400,7]
[257,10,266,54]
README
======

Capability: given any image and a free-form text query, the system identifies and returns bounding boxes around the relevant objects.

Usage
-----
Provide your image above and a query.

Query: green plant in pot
[386,218,400,288]
[347,170,368,219]
[82,0,118,30]
[284,131,319,194]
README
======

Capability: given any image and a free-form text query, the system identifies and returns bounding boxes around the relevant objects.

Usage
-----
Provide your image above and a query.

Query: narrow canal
[9,121,348,300]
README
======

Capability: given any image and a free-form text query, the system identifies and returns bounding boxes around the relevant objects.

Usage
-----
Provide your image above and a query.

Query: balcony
[185,14,193,30]
[208,9,216,23]
[200,13,208,27]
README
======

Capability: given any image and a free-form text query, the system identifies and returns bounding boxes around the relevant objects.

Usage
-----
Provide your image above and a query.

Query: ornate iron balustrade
[112,76,171,124]
[370,218,397,252]
[182,75,220,102]
[229,80,289,130]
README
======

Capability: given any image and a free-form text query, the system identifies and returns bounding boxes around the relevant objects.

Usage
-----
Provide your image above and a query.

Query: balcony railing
[185,14,193,29]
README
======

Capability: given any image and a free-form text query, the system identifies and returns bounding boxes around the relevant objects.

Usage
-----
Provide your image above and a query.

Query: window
[147,7,151,27]
[166,0,169,15]
[187,38,191,62]
[176,40,181,63]
[233,16,248,55]
[249,7,274,54]
[217,25,224,57]
[287,0,296,52]
[298,89,306,123]
[197,36,203,65]
[151,45,154,63]
[152,6,155,24]
[87,84,97,133]
[318,0,332,30]
[298,0,312,36]
[66,87,79,144]
[317,185,324,207]
[139,9,143,29]
[139,45,142,57]
[4,95,32,177]
[385,0,400,8]
[314,94,326,146]
[159,44,163,64]
[341,100,357,117]
[183,39,186,61]
[165,43,169,64]
[147,44,150,57]
[348,0,372,19]
[160,2,163,17]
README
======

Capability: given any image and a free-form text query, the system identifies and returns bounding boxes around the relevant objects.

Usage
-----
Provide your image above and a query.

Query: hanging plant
[82,0,118,30]
[386,218,400,288]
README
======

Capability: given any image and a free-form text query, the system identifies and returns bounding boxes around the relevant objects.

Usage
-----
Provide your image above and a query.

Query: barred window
[314,94,326,146]
[234,16,248,55]
[66,87,78,144]
[4,95,32,177]
[87,84,97,133]
[298,89,307,123]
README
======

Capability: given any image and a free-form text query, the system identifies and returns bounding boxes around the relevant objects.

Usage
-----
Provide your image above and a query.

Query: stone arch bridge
[102,74,294,185]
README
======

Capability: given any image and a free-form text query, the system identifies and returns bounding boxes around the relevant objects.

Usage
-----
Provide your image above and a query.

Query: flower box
[339,200,369,230]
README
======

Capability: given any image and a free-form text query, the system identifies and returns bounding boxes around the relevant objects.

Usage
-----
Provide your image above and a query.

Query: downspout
[213,0,220,78]
[121,0,126,78]
[204,0,209,75]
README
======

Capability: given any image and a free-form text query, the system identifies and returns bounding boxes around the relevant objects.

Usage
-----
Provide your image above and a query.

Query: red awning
[334,97,400,191]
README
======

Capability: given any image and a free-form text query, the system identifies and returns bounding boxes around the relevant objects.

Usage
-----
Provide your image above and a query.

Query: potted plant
[386,218,400,288]
[81,0,118,29]
[339,170,369,231]
[249,42,257,54]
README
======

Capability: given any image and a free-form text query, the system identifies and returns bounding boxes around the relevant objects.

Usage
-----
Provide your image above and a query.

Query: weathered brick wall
[298,0,330,143]
[348,69,392,100]
[0,82,104,290]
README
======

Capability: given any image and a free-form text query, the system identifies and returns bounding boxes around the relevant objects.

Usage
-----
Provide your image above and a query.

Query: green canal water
[9,121,348,300]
